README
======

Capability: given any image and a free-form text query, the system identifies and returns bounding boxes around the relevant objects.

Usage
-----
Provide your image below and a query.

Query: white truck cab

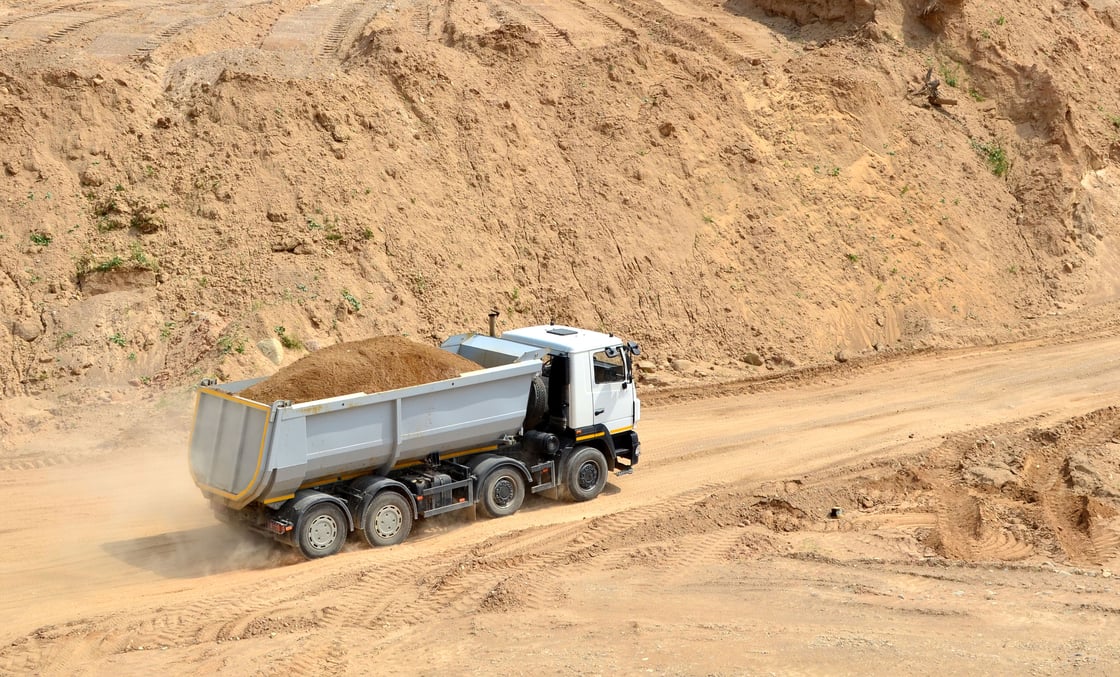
[499,325,641,433]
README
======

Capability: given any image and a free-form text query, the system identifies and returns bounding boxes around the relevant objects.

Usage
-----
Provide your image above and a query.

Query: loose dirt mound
[719,407,1120,566]
[238,336,480,404]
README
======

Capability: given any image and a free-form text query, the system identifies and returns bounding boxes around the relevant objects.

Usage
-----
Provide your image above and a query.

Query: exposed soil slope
[2,0,1120,446]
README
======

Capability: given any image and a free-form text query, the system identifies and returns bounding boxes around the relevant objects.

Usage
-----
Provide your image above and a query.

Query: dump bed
[189,360,542,509]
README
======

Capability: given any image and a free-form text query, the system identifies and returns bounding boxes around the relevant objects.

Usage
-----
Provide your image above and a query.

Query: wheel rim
[493,476,516,507]
[373,504,403,539]
[307,513,339,551]
[577,460,600,491]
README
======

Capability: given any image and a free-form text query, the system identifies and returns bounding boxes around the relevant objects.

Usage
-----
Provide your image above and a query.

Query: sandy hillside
[2,0,1120,673]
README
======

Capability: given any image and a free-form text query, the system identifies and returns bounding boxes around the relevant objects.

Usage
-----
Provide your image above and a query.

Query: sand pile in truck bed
[238,336,481,404]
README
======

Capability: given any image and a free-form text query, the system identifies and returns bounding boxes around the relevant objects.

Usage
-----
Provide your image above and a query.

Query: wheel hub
[578,461,599,490]
[307,514,339,551]
[374,505,403,538]
[493,477,515,507]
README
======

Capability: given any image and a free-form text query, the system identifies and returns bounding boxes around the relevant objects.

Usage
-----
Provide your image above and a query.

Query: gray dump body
[189,359,543,510]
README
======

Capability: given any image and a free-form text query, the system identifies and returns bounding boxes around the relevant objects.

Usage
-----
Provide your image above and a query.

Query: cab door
[590,346,636,433]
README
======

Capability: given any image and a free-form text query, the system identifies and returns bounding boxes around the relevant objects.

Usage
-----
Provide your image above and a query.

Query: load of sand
[238,336,480,404]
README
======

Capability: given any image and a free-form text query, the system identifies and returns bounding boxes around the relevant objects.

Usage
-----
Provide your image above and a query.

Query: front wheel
[297,502,348,559]
[566,446,608,502]
[477,467,526,518]
[362,492,413,547]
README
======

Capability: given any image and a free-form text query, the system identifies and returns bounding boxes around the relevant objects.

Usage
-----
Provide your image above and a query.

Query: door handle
[594,408,605,416]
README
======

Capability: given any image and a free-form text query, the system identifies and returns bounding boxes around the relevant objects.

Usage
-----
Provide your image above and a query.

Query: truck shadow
[102,524,302,578]
[407,482,622,542]
[105,484,625,574]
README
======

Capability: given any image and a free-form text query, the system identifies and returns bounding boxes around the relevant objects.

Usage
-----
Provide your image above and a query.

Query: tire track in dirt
[409,0,432,37]
[0,2,97,32]
[594,0,751,70]
[262,0,387,57]
[132,17,204,58]
[482,0,575,52]
[658,0,780,66]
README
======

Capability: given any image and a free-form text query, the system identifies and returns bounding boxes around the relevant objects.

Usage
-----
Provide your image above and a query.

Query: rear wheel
[362,492,413,547]
[566,446,608,502]
[477,467,526,518]
[297,502,348,559]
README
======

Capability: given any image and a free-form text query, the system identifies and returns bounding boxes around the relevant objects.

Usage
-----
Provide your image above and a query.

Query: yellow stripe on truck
[575,432,605,442]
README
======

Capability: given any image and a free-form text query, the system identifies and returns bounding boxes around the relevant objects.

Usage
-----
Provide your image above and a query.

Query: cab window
[592,349,626,383]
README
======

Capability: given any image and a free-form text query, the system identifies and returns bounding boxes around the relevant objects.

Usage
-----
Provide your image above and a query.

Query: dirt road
[2,333,1119,674]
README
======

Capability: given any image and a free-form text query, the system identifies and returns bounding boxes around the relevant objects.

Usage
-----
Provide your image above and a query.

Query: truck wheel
[523,375,548,429]
[297,502,348,559]
[566,447,607,502]
[477,467,526,518]
[362,492,413,547]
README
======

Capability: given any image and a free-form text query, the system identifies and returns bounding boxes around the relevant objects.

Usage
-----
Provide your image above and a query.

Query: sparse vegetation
[939,63,960,88]
[129,242,155,269]
[274,325,303,350]
[971,139,1011,177]
[30,232,51,246]
[217,333,246,355]
[160,322,175,341]
[342,289,361,312]
[108,332,127,347]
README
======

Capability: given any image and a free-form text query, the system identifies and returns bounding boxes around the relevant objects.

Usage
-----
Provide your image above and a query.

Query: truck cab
[442,324,642,474]
[499,325,640,434]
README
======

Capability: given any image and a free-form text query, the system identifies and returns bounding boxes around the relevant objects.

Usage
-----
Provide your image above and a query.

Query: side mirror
[626,341,641,356]
[604,346,619,358]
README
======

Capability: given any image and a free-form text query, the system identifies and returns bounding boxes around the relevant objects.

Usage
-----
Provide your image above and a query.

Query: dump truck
[188,324,642,559]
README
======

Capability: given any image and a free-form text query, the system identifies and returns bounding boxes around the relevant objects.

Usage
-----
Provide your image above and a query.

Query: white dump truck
[188,325,642,559]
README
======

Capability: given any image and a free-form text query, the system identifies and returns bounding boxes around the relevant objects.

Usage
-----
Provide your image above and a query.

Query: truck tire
[477,467,526,518]
[362,491,413,547]
[297,502,348,559]
[565,446,608,502]
[523,375,548,429]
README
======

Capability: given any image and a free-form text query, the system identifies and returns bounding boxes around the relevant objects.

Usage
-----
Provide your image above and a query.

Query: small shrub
[217,333,246,355]
[93,256,125,272]
[938,63,959,88]
[30,232,51,246]
[129,243,155,270]
[342,289,361,312]
[971,139,1011,177]
[108,332,127,347]
[274,325,303,350]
